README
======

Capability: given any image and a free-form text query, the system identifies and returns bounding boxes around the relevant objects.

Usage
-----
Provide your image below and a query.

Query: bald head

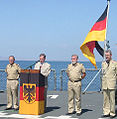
[9,55,15,65]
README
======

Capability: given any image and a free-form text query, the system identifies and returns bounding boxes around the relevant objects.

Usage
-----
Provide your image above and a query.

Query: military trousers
[68,80,82,113]
[7,79,19,109]
[103,89,116,116]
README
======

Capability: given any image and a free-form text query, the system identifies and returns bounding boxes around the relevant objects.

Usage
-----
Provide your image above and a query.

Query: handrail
[0,69,5,72]
[0,68,101,92]
[60,68,101,91]
[0,68,57,91]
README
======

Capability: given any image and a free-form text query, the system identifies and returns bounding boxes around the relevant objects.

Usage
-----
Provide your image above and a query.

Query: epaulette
[16,64,20,66]
[68,64,71,66]
[112,60,117,63]
[102,61,106,64]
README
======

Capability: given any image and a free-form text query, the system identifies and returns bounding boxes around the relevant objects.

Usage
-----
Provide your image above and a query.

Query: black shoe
[101,114,110,118]
[5,107,12,110]
[66,111,76,115]
[76,113,81,116]
[66,112,74,115]
[14,108,19,111]
[110,115,116,118]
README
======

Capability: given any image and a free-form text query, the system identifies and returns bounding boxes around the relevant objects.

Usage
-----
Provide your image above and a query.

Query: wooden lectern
[19,69,45,115]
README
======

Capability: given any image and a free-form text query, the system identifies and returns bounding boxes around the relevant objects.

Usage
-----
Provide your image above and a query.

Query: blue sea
[0,61,102,92]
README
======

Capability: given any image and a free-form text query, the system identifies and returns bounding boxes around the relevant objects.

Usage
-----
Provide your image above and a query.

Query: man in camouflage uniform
[66,54,86,116]
[5,56,21,110]
[101,50,117,118]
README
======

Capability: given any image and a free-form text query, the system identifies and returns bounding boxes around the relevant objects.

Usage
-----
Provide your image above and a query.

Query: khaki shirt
[66,63,85,81]
[101,60,117,89]
[34,62,51,77]
[5,63,21,80]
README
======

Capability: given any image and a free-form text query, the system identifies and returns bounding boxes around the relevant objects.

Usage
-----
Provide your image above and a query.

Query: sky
[0,0,117,61]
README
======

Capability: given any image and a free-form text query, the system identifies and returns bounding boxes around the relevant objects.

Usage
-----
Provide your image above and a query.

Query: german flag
[19,69,45,115]
[80,5,108,68]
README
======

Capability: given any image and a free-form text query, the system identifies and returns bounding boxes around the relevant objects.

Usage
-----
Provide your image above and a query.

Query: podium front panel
[19,69,45,115]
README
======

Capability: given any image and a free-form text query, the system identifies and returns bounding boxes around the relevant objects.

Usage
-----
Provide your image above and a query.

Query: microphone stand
[25,60,40,69]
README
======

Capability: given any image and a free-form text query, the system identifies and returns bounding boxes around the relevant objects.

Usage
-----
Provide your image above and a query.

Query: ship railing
[0,69,57,91]
[60,68,101,93]
[0,68,101,92]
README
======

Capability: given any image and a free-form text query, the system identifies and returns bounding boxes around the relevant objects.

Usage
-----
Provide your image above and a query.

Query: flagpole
[104,0,110,61]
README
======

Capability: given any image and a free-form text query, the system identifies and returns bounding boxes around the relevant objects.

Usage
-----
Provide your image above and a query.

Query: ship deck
[0,91,117,119]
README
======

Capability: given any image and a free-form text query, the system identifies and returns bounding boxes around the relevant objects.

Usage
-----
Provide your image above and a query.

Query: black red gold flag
[80,5,108,68]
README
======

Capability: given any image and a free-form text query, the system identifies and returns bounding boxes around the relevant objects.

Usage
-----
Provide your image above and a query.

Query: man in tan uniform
[5,56,21,110]
[101,50,117,118]
[66,54,86,116]
[34,53,51,111]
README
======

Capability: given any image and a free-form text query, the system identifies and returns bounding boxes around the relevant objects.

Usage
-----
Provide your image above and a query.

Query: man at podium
[34,53,51,111]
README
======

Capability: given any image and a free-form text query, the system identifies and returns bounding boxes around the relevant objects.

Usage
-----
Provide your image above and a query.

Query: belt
[7,79,18,80]
[69,79,81,82]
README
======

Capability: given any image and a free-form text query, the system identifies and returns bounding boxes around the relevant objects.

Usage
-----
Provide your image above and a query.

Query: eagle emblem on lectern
[23,83,36,104]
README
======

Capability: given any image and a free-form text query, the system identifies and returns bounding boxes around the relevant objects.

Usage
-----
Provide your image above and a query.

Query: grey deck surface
[0,91,117,119]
